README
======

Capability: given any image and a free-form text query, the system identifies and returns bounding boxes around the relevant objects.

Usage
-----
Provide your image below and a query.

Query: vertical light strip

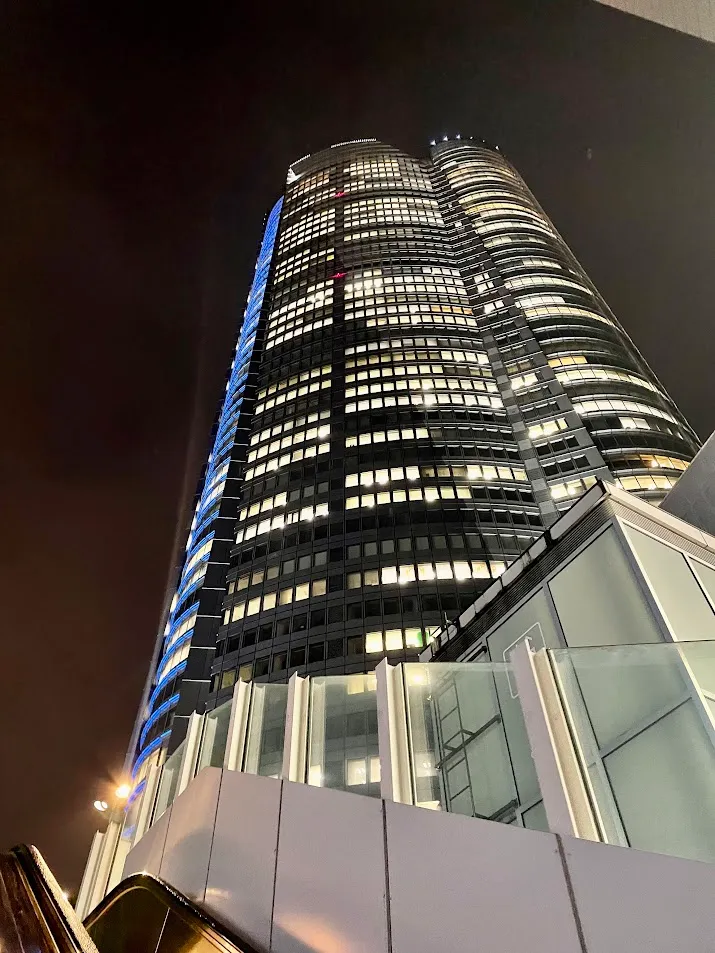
[134,198,284,774]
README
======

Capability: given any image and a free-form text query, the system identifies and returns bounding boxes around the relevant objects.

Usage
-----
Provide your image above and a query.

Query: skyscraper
[132,138,699,783]
[593,0,715,43]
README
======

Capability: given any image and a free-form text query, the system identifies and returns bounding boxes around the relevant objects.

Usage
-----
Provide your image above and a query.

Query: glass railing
[307,673,380,796]
[196,699,232,772]
[243,684,288,778]
[152,740,185,821]
[123,644,715,870]
[550,640,715,863]
[119,785,144,846]
[403,662,545,828]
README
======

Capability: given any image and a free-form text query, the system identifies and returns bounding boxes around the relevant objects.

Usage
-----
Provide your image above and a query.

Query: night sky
[2,0,715,888]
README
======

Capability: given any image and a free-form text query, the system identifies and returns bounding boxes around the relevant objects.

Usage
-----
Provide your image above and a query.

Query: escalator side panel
[156,909,222,953]
[0,853,50,953]
[85,875,261,953]
[13,845,99,953]
[87,886,168,953]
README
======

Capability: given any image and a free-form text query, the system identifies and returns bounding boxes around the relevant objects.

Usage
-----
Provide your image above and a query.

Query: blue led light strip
[163,600,200,649]
[135,198,283,770]
[139,693,181,749]
[133,731,171,778]
[147,660,188,712]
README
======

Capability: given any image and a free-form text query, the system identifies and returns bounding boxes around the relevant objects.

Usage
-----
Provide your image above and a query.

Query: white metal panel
[87,819,121,913]
[134,765,161,845]
[511,641,600,840]
[204,771,282,952]
[594,0,715,43]
[563,834,715,952]
[158,766,222,902]
[176,711,205,796]
[75,831,104,919]
[123,805,171,879]
[106,839,131,895]
[375,660,412,803]
[225,679,252,770]
[272,781,388,953]
[385,800,581,953]
[282,674,309,782]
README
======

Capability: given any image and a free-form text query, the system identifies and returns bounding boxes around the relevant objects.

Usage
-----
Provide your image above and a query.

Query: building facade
[593,0,715,43]
[133,137,698,782]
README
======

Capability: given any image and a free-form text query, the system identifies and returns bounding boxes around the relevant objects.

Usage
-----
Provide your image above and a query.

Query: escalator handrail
[11,844,100,953]
[84,871,263,953]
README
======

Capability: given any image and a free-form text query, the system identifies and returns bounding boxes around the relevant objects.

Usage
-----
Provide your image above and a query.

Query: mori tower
[132,138,699,782]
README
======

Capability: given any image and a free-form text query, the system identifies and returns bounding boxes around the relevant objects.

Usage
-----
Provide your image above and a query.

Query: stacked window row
[349,304,479,332]
[244,443,331,481]
[255,366,332,415]
[344,226,451,244]
[344,461,527,486]
[617,474,677,493]
[345,267,468,302]
[343,156,433,194]
[348,347,489,370]
[248,411,331,452]
[212,627,440,690]
[346,371,498,398]
[273,246,334,285]
[549,475,598,501]
[611,452,690,473]
[277,208,335,253]
[573,397,678,426]
[221,555,507,628]
[235,502,330,544]
[344,196,443,229]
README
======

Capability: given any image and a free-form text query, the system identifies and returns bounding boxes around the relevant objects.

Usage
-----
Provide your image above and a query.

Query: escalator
[0,844,95,952]
[0,845,260,953]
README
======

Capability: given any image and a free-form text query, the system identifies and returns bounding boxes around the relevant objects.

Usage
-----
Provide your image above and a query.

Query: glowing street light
[93,800,109,813]
[115,784,131,800]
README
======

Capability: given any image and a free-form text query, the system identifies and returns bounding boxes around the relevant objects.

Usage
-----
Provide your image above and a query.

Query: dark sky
[2,0,714,888]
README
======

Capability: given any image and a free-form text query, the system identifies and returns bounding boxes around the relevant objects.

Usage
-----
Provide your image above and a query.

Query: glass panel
[196,700,232,772]
[403,663,541,824]
[156,910,216,953]
[119,786,144,847]
[553,643,686,750]
[485,594,560,806]
[691,559,715,608]
[153,741,185,820]
[551,641,715,863]
[603,702,715,863]
[678,640,715,727]
[522,800,549,832]
[243,684,288,778]
[549,527,663,646]
[86,884,167,953]
[492,666,541,805]
[308,673,380,797]
[624,526,715,641]
[486,590,561,660]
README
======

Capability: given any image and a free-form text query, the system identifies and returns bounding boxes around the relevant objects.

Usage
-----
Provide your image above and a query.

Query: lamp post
[92,782,131,815]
